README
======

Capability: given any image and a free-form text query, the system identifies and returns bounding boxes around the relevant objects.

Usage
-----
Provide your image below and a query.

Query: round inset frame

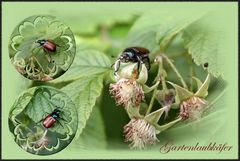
[9,15,76,81]
[8,86,78,155]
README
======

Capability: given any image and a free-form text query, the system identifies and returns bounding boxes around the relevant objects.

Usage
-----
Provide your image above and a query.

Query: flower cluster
[109,53,211,150]
[109,62,161,149]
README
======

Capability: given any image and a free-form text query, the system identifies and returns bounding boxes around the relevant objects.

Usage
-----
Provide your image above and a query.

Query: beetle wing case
[44,41,56,52]
[43,115,57,128]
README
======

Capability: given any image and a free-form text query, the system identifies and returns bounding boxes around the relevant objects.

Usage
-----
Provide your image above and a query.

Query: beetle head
[119,52,134,63]
[36,39,46,46]
[53,109,61,115]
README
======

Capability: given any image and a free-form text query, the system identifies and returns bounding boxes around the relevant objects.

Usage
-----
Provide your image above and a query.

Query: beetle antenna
[144,57,151,70]
[58,120,65,128]
[60,116,68,123]
[136,56,143,77]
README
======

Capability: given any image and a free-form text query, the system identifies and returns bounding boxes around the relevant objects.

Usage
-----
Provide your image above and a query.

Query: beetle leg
[48,54,54,63]
[47,53,53,63]
[43,48,54,63]
[58,120,65,128]
[136,56,143,76]
[137,61,141,72]
[43,49,51,62]
[114,59,121,76]
[111,62,115,68]
[60,117,68,123]
[143,57,151,70]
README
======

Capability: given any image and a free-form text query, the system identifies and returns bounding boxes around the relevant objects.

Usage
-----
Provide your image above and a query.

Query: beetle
[112,47,151,76]
[36,39,57,52]
[42,109,61,129]
[36,39,58,62]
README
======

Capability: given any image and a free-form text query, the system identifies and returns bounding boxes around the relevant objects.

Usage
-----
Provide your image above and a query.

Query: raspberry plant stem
[146,56,166,115]
[162,54,188,89]
[146,89,157,115]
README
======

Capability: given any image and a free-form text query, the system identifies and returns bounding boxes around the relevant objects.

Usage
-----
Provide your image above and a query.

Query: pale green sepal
[143,81,160,94]
[167,81,193,102]
[154,117,182,132]
[126,106,144,119]
[192,76,203,89]
[144,108,165,124]
[194,74,210,98]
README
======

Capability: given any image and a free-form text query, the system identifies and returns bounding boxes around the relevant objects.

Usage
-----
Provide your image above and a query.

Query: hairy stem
[146,56,165,115]
[162,54,188,89]
[146,89,157,115]
[159,56,167,91]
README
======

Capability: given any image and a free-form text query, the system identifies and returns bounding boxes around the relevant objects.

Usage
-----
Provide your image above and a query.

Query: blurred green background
[2,2,238,159]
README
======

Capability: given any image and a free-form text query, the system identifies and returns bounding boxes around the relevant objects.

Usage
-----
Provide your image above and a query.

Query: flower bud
[180,96,208,120]
[35,136,48,149]
[116,63,148,85]
[155,89,176,118]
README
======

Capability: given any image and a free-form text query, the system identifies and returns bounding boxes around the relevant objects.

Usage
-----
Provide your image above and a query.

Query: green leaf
[52,49,111,83]
[25,88,54,123]
[70,105,107,149]
[124,9,205,57]
[182,10,230,78]
[9,87,36,120]
[124,24,159,55]
[157,12,204,51]
[61,75,104,138]
[167,81,193,102]
[23,87,77,135]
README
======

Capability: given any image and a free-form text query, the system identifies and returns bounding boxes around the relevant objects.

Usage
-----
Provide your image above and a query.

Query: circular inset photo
[8,86,78,155]
[9,15,76,81]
